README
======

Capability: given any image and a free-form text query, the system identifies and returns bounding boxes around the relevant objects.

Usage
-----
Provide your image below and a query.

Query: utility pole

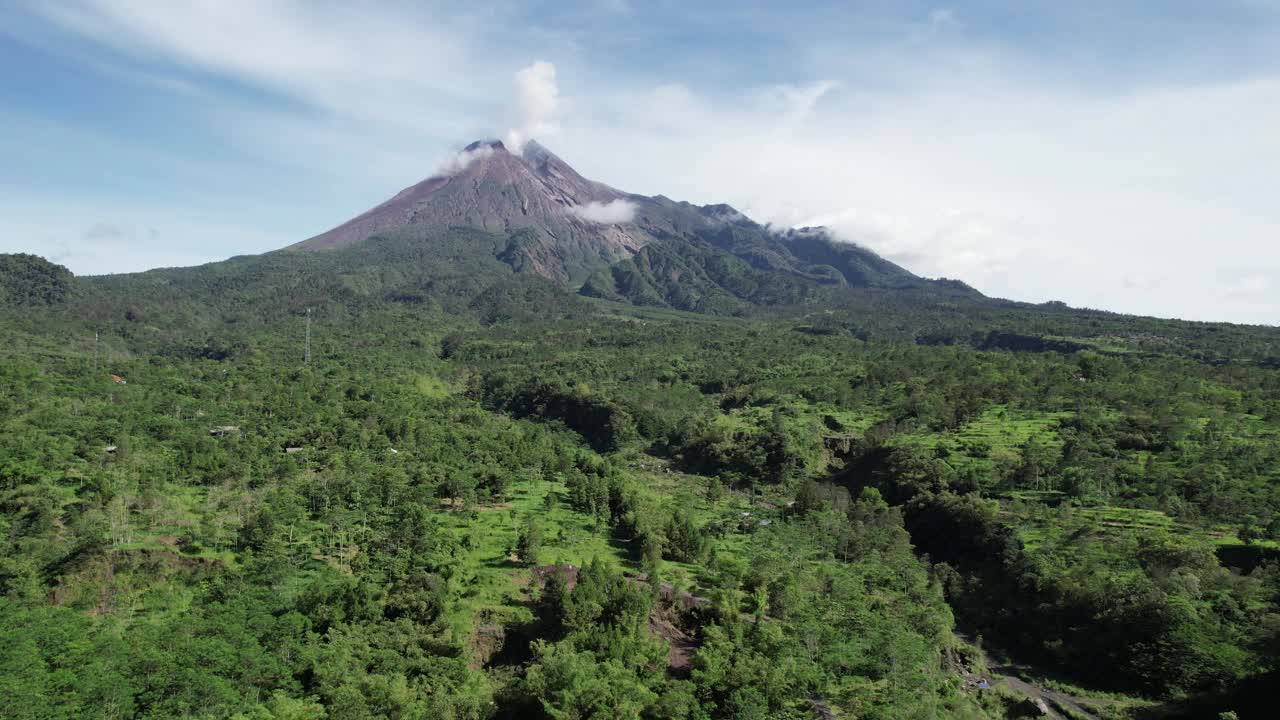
[304,308,312,365]
[94,330,99,374]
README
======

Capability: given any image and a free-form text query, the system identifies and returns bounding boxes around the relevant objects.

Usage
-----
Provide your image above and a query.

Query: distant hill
[0,254,74,307]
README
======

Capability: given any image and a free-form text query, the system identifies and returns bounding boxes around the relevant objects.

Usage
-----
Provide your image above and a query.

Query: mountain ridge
[290,138,951,299]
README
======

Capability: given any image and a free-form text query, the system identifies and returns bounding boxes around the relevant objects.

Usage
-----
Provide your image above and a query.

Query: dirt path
[982,650,1100,720]
[991,665,1096,718]
[954,633,1102,719]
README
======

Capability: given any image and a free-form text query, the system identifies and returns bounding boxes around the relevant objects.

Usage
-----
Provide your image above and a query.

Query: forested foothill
[3,246,1280,719]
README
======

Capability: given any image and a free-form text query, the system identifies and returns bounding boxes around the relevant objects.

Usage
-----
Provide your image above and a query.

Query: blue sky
[2,1,1279,324]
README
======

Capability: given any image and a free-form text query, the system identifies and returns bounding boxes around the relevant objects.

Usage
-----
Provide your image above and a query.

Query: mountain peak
[463,139,508,153]
[293,139,655,281]
[519,138,555,159]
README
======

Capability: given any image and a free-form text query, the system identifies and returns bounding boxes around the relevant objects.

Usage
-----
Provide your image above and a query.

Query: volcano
[294,140,684,283]
[290,139,960,309]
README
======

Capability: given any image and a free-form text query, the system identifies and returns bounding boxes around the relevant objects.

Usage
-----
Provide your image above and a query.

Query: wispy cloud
[505,61,560,153]
[1224,274,1270,298]
[0,210,260,275]
[1123,274,1153,290]
[435,144,496,176]
[926,8,961,34]
[797,207,1017,281]
[30,0,497,131]
[83,222,125,242]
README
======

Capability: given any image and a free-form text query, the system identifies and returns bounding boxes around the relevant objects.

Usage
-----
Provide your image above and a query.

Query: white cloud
[29,0,498,134]
[1224,274,1270,298]
[435,144,495,176]
[762,81,836,124]
[569,199,637,224]
[926,8,961,33]
[504,61,560,153]
[796,207,1017,281]
[1123,274,1153,290]
[549,69,1280,323]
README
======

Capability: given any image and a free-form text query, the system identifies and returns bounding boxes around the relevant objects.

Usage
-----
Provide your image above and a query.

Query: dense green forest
[3,246,1280,719]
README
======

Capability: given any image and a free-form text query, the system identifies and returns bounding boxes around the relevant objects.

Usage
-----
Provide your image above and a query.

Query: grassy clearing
[1050,335,1142,355]
[951,406,1070,451]
[1010,499,1280,552]
[436,476,623,635]
[893,406,1070,484]
[814,406,880,436]
[415,374,453,399]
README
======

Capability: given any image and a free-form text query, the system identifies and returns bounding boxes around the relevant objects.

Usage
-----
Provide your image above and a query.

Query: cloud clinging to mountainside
[569,200,637,224]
